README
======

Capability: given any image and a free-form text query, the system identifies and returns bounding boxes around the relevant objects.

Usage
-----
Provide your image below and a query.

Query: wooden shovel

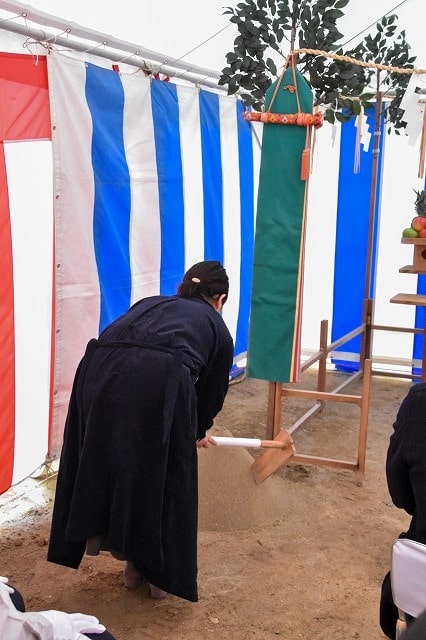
[211,430,295,484]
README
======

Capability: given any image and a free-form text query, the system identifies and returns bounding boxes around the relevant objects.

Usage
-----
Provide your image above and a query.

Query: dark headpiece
[177,260,229,301]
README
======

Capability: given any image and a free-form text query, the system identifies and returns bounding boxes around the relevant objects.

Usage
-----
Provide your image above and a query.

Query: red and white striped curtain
[0,53,52,494]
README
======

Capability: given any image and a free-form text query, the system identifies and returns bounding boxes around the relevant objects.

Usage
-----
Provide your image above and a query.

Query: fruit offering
[402,189,426,238]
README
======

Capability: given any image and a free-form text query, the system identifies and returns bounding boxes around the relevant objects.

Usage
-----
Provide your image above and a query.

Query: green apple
[402,227,419,238]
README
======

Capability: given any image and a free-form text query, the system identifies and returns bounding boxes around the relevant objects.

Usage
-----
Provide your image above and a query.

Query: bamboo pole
[364,72,383,304]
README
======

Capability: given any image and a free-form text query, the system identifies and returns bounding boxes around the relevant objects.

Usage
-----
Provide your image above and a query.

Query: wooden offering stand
[399,237,426,274]
[390,237,426,382]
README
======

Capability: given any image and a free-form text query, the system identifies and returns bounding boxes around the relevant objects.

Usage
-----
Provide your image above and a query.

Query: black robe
[386,382,426,544]
[47,295,234,602]
[380,383,426,637]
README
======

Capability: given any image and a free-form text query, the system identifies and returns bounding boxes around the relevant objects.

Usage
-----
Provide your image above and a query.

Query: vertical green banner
[247,67,313,383]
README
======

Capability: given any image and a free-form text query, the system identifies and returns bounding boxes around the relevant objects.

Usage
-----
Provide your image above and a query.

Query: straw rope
[291,48,426,180]
[292,48,426,75]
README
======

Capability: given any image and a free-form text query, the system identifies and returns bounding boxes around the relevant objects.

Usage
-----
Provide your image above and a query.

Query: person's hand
[38,610,106,639]
[196,435,218,448]
[0,576,14,594]
[69,612,106,638]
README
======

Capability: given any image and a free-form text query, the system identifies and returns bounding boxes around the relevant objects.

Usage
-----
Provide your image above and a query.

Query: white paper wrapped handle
[211,436,289,449]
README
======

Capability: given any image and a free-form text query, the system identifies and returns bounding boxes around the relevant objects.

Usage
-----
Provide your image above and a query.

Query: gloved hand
[0,579,107,640]
[38,610,106,639]
[0,576,15,594]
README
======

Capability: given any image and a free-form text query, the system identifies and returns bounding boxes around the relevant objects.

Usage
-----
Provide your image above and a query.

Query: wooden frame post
[355,358,372,484]
[360,297,373,368]
[266,381,283,440]
[317,319,328,411]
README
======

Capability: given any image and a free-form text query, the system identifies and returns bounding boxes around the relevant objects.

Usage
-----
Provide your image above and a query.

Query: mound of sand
[198,426,289,532]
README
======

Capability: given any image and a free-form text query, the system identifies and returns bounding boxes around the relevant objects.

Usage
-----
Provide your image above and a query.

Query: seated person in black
[380,383,426,639]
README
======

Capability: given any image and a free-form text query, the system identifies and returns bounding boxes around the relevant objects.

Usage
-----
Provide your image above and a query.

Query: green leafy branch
[219,0,416,132]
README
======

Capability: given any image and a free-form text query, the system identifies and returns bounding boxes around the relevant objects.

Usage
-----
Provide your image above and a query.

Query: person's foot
[149,583,168,599]
[124,561,143,589]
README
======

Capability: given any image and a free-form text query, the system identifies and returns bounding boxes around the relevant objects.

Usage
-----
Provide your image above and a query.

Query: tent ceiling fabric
[0,0,224,89]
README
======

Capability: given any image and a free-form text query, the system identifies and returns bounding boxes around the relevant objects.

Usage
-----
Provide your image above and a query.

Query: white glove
[0,576,15,594]
[38,610,106,639]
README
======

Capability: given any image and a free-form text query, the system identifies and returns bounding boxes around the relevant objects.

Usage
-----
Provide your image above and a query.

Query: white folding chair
[391,538,426,638]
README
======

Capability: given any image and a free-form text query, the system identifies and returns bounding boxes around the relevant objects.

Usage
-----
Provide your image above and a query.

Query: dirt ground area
[0,369,415,639]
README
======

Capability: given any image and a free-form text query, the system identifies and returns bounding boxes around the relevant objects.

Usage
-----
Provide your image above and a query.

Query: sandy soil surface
[0,370,414,639]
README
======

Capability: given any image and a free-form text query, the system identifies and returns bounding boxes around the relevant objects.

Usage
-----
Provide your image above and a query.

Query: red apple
[419,228,426,238]
[412,216,426,231]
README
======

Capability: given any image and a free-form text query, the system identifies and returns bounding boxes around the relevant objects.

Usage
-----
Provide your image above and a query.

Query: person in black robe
[47,260,234,603]
[380,383,426,638]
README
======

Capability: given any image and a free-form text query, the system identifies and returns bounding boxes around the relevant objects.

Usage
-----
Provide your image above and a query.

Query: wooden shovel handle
[260,439,291,449]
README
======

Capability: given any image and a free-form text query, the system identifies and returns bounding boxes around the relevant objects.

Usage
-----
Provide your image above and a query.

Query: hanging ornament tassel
[300,125,312,181]
[300,148,310,181]
[418,101,426,179]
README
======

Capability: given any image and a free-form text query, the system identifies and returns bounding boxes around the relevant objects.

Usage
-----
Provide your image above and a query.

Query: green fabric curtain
[247,67,313,383]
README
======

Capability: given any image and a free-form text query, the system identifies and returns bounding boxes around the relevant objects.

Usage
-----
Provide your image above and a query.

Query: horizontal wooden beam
[372,324,423,335]
[282,388,362,406]
[291,454,357,471]
[371,369,421,380]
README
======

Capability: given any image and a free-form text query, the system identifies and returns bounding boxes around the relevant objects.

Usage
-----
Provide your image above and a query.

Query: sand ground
[0,369,413,639]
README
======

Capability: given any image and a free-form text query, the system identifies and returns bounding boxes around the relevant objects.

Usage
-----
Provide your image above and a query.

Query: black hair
[177,260,229,303]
